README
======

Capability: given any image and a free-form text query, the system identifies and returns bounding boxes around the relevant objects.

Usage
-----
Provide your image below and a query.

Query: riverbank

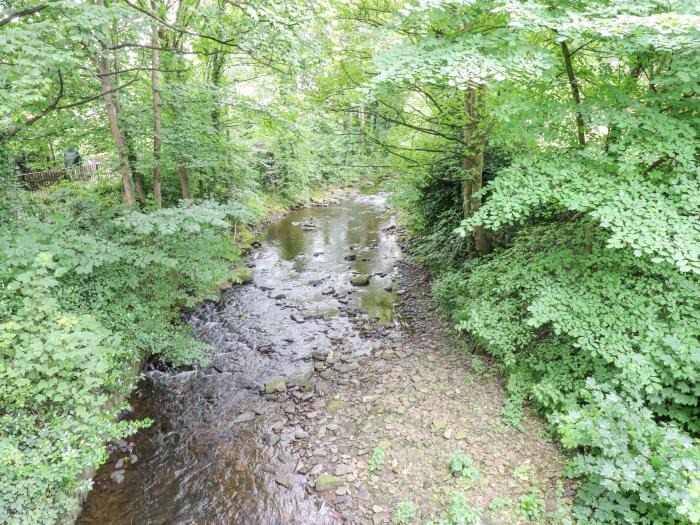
[76,192,572,525]
[267,258,574,524]
[0,177,369,525]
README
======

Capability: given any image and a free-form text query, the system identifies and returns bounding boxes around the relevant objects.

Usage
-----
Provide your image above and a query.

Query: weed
[512,464,530,482]
[518,494,545,521]
[394,501,417,524]
[488,497,512,512]
[470,356,486,375]
[449,450,481,480]
[369,446,385,472]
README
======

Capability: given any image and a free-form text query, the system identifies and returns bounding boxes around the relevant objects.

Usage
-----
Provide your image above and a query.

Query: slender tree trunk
[113,44,147,204]
[178,159,191,199]
[359,106,366,151]
[151,2,162,207]
[95,39,135,204]
[461,87,491,254]
[560,41,586,148]
[210,51,225,130]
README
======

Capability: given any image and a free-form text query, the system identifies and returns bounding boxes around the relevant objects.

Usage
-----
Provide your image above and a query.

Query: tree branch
[56,75,141,110]
[7,70,64,137]
[0,4,47,27]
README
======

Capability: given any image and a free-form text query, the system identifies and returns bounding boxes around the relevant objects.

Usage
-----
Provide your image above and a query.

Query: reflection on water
[77,193,401,525]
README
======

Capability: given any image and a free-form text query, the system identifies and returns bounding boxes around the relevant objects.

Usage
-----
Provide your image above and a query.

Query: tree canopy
[1,0,699,523]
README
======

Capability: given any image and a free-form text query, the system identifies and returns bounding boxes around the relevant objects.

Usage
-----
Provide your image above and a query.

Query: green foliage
[0,188,243,522]
[488,497,512,513]
[394,501,417,525]
[518,494,545,521]
[512,465,530,482]
[429,493,483,525]
[448,450,481,481]
[432,220,700,523]
[369,445,386,472]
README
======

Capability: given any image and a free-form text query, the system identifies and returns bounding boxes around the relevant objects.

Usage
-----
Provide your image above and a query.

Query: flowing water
[78,192,401,525]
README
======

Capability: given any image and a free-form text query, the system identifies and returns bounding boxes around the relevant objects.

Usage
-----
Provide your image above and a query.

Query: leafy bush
[432,221,700,524]
[0,191,245,523]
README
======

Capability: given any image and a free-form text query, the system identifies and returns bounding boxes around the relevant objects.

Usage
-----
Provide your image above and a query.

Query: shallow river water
[78,192,401,525]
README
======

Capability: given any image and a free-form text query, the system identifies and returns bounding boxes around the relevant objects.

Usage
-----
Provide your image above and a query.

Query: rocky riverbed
[78,191,571,525]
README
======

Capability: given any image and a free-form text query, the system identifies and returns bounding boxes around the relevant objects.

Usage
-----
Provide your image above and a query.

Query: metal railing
[17,160,115,192]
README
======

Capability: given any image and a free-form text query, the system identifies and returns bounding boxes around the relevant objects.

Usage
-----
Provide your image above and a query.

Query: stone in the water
[264,433,281,446]
[233,411,256,424]
[264,379,287,394]
[350,274,370,286]
[275,473,292,488]
[291,313,305,323]
[315,474,344,492]
[336,362,359,373]
[110,470,125,484]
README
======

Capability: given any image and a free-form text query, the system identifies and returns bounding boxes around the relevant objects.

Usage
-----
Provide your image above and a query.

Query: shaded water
[78,193,401,525]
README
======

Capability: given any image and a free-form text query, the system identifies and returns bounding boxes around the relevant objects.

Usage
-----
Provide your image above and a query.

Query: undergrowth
[396,164,700,524]
[0,182,252,523]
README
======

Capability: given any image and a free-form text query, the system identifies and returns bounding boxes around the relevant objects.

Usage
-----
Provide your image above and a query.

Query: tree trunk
[178,159,191,199]
[461,87,491,254]
[560,41,586,148]
[95,39,135,205]
[113,44,147,204]
[359,106,366,151]
[151,2,162,207]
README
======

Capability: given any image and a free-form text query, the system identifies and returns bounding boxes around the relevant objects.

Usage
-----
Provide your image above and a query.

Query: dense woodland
[1,0,699,524]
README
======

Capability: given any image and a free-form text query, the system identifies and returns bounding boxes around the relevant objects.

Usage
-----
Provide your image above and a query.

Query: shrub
[0,195,244,523]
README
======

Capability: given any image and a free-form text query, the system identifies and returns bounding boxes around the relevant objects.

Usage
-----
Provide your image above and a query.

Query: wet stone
[350,274,371,286]
[275,473,293,488]
[109,470,125,484]
[264,379,287,394]
[264,433,281,446]
[315,475,345,492]
[233,412,256,424]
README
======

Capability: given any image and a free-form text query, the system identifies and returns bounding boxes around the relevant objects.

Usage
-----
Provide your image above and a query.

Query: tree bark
[461,87,491,254]
[560,41,586,148]
[113,44,147,204]
[151,1,162,207]
[178,159,191,199]
[94,18,135,205]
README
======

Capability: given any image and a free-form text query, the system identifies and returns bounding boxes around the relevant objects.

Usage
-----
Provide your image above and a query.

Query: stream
[77,191,402,525]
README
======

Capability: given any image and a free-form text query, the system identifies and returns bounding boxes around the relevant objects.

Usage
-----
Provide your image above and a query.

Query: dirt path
[281,259,573,524]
